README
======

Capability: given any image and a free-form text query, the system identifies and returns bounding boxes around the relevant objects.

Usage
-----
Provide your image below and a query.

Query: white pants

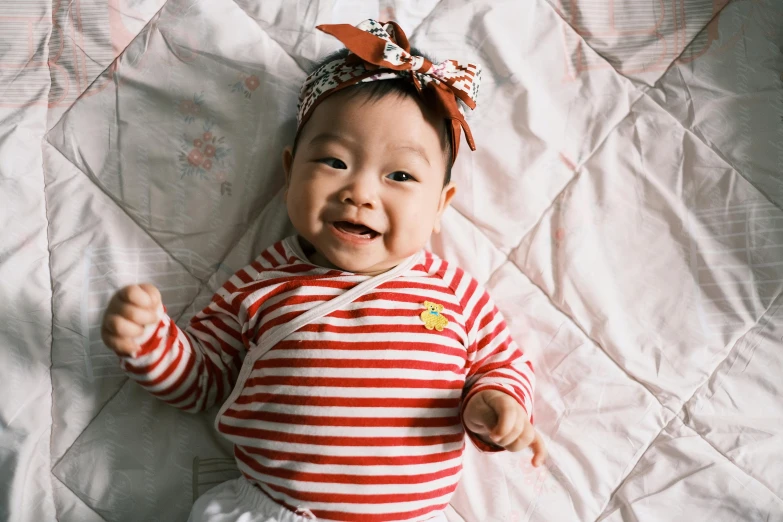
[187,477,449,522]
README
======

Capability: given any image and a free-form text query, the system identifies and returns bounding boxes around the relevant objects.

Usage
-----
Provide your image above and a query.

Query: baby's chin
[323,254,395,276]
[318,247,412,276]
[302,234,423,275]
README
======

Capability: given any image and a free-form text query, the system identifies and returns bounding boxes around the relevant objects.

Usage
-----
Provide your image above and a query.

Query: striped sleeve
[118,277,250,414]
[458,278,535,452]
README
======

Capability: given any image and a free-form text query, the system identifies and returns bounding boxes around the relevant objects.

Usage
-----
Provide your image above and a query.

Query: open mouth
[332,221,380,239]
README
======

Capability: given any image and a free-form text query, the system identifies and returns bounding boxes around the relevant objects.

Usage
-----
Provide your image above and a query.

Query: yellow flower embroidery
[420,301,449,331]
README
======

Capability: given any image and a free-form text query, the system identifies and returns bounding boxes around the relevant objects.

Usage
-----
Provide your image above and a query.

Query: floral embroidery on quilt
[176,93,204,124]
[178,120,231,179]
[230,74,260,99]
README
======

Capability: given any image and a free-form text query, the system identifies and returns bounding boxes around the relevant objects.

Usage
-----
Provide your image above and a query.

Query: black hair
[292,47,454,186]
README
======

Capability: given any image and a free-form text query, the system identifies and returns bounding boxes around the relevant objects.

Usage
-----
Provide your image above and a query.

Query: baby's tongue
[336,221,374,235]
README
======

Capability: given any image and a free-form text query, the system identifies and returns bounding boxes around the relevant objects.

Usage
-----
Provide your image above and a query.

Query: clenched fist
[464,389,547,467]
[101,284,162,357]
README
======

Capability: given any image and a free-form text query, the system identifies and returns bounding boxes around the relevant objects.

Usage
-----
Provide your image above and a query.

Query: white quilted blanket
[1,0,782,520]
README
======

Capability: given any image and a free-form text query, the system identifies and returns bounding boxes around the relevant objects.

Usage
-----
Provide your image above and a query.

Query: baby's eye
[387,171,416,182]
[319,158,347,169]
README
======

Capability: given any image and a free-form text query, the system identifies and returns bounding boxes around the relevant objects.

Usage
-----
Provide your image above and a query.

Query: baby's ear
[433,183,457,234]
[282,146,294,185]
[281,146,294,200]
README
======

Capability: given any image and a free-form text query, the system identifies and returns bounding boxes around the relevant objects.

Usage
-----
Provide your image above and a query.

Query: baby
[102,19,546,522]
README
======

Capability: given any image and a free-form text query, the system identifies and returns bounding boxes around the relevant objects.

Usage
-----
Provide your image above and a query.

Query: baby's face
[283,89,455,275]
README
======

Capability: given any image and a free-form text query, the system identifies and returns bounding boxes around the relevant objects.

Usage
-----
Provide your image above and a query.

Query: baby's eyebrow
[307,132,431,166]
[307,132,354,147]
[393,144,431,166]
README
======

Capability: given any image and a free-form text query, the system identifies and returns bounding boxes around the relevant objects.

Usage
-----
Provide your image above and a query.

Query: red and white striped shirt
[121,236,535,521]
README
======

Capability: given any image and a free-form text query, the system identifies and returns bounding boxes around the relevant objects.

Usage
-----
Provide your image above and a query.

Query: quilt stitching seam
[675,292,783,496]
[448,85,648,263]
[43,36,62,522]
[50,468,109,522]
[451,189,674,521]
[541,0,736,87]
[44,0,299,295]
[44,142,208,285]
[635,0,783,215]
[40,6,61,521]
[640,89,783,215]
[407,0,448,42]
[599,410,783,521]
[44,138,279,332]
[230,0,443,77]
[501,260,674,522]
[45,0,170,135]
[229,0,307,75]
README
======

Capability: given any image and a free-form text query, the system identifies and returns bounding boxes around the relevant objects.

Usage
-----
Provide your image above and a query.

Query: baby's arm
[101,281,248,413]
[459,285,546,464]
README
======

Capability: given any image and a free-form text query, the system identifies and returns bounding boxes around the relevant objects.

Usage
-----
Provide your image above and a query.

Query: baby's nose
[342,194,374,207]
[340,175,378,208]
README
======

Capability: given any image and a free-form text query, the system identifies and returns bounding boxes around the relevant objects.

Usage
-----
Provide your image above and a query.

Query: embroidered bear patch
[420,301,449,331]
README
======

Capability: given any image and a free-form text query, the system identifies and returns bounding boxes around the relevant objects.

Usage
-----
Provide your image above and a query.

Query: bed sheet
[1,0,782,520]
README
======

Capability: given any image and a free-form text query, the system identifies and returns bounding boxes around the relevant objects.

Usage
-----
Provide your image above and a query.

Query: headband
[296,19,482,162]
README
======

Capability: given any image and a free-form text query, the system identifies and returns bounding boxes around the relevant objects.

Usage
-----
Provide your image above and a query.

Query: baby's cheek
[401,195,433,226]
[395,212,429,245]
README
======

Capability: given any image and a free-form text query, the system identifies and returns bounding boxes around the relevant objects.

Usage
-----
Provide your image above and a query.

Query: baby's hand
[463,389,547,467]
[101,284,162,357]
